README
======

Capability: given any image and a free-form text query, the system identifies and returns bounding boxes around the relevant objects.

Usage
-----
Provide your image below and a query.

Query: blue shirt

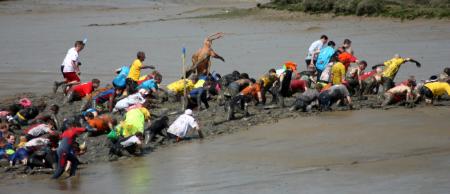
[315,46,336,71]
[189,88,205,97]
[137,79,158,91]
[94,89,116,103]
[112,66,130,88]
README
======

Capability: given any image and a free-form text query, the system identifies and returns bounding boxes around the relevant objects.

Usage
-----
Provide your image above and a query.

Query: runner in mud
[144,116,169,144]
[54,40,85,94]
[347,60,368,97]
[167,109,203,142]
[420,80,450,104]
[275,62,296,107]
[318,84,353,111]
[187,86,211,111]
[380,54,420,93]
[65,79,100,108]
[113,89,148,113]
[226,79,263,120]
[315,41,336,80]
[305,35,328,69]
[380,80,416,107]
[186,32,225,78]
[126,51,155,95]
[84,113,114,136]
[290,84,323,112]
[52,122,89,179]
[166,76,197,102]
[109,132,144,157]
[258,69,279,104]
[91,88,123,113]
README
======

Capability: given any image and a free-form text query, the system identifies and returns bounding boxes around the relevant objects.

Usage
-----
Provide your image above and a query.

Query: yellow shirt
[424,82,450,96]
[260,74,277,89]
[382,57,406,79]
[128,59,143,81]
[331,62,346,85]
[194,79,206,88]
[167,79,194,95]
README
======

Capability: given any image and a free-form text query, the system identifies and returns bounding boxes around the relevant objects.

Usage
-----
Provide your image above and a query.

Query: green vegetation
[259,0,450,19]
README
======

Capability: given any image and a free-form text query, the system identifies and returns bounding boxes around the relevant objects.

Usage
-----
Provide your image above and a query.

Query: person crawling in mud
[166,76,197,102]
[318,84,353,111]
[380,79,416,108]
[347,60,368,97]
[290,84,323,112]
[187,85,211,111]
[274,61,296,107]
[65,79,100,106]
[54,40,85,94]
[9,102,47,127]
[109,132,144,157]
[113,89,148,113]
[419,80,450,104]
[144,116,169,144]
[360,65,383,95]
[24,122,56,141]
[167,109,203,142]
[91,88,123,113]
[84,112,115,136]
[28,104,60,129]
[137,72,162,96]
[258,69,279,105]
[186,32,225,77]
[226,79,263,121]
[52,120,91,179]
[380,54,421,93]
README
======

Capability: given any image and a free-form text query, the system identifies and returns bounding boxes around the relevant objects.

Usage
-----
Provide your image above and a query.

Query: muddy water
[1,107,450,194]
[0,0,449,96]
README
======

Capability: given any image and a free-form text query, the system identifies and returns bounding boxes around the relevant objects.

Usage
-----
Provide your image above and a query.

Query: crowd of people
[0,33,449,179]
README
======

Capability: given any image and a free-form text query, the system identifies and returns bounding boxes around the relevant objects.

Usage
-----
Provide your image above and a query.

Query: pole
[181,47,187,111]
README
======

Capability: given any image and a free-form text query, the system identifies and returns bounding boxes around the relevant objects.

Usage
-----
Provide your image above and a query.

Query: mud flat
[1,107,450,194]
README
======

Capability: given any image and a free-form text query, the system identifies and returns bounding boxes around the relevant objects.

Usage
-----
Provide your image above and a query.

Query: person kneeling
[167,109,203,142]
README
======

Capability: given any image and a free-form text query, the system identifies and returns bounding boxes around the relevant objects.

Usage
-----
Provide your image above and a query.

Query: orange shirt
[338,52,357,71]
[87,115,112,132]
[241,84,261,98]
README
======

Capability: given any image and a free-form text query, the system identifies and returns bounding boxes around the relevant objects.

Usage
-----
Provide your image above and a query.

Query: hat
[284,61,297,71]
[184,109,193,115]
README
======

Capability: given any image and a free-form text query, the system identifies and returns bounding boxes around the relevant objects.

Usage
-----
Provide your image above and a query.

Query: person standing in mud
[54,40,85,94]
[126,51,155,95]
[305,35,328,69]
[186,32,225,78]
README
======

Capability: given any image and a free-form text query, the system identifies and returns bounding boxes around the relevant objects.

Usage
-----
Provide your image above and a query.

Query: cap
[184,109,193,115]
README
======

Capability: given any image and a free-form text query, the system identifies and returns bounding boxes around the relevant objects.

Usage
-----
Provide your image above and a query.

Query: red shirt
[338,52,357,71]
[359,71,376,81]
[290,79,307,93]
[61,127,86,144]
[72,82,93,97]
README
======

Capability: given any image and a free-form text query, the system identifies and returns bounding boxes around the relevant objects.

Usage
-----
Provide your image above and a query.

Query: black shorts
[420,86,433,99]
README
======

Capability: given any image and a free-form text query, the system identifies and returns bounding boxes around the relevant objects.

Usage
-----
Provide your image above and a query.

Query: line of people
[0,33,449,180]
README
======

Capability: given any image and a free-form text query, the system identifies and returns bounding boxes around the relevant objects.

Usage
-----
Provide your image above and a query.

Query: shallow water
[0,0,449,97]
[2,107,450,194]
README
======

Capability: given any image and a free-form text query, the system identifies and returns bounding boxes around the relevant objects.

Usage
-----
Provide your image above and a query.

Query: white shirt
[120,136,141,147]
[305,40,324,60]
[167,114,199,138]
[114,93,145,111]
[320,62,334,82]
[25,137,49,148]
[27,124,52,137]
[61,47,79,73]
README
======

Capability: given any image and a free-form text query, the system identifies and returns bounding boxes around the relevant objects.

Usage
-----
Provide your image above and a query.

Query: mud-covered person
[167,109,203,142]
[420,80,450,104]
[258,69,279,105]
[290,84,323,112]
[347,60,368,98]
[166,76,198,102]
[126,51,155,94]
[65,79,100,106]
[381,79,416,107]
[54,40,85,94]
[227,79,263,120]
[144,116,169,144]
[318,84,353,111]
